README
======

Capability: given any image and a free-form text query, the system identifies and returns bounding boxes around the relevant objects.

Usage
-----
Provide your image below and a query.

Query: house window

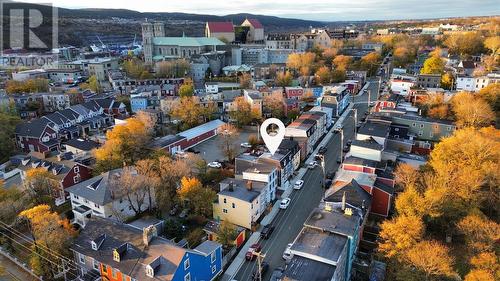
[184,259,190,270]
[412,123,416,127]
[74,166,80,173]
[418,131,423,136]
[211,252,216,263]
[79,253,85,264]
[447,126,452,131]
[420,124,424,128]
[223,209,228,214]
[232,203,236,208]
[184,273,191,281]
[212,265,217,274]
[92,259,99,270]
[73,175,80,183]
[223,198,227,204]
[94,203,99,209]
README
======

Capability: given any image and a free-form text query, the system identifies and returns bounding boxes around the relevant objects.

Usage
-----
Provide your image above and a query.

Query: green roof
[153,37,225,47]
[153,55,180,61]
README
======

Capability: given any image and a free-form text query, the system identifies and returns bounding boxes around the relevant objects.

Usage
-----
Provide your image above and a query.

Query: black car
[318,146,327,154]
[346,140,352,146]
[343,145,350,153]
[326,171,336,180]
[337,156,343,164]
[260,225,275,239]
[252,262,270,280]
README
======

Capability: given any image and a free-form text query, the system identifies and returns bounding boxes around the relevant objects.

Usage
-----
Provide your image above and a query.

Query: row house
[14,153,93,205]
[72,217,222,281]
[213,164,278,229]
[108,70,184,95]
[15,98,126,153]
[389,74,416,96]
[285,86,304,100]
[455,73,500,92]
[321,85,351,117]
[67,167,156,228]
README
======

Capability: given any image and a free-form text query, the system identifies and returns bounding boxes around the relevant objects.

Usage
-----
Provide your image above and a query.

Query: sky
[12,0,500,21]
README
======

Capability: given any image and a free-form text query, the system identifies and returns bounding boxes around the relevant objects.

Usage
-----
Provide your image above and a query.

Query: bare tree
[218,123,240,162]
[110,167,149,216]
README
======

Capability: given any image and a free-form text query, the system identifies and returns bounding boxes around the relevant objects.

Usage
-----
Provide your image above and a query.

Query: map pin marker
[260,118,285,155]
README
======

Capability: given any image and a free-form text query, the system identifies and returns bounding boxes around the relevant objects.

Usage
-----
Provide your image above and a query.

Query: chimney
[344,207,353,216]
[341,191,346,211]
[246,181,253,191]
[228,181,234,192]
[143,225,157,247]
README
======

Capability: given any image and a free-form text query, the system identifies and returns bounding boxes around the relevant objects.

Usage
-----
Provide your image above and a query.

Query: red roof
[246,19,263,29]
[207,22,234,33]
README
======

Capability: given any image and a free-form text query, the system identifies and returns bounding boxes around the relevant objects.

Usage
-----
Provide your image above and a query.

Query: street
[233,79,379,281]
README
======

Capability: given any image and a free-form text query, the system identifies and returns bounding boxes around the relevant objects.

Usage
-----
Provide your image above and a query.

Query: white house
[390,74,416,96]
[456,76,475,91]
[205,82,219,94]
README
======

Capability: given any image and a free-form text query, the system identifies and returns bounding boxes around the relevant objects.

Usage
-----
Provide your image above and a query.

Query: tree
[286,52,315,74]
[155,59,190,78]
[457,213,500,254]
[465,270,495,281]
[404,241,456,281]
[451,92,495,128]
[216,221,238,248]
[440,72,454,90]
[394,187,427,218]
[420,56,444,74]
[331,69,346,83]
[239,73,252,89]
[94,117,152,173]
[80,75,102,93]
[177,177,216,217]
[25,168,59,204]
[332,55,352,71]
[0,186,26,224]
[263,92,285,118]
[478,83,500,113]
[19,205,76,279]
[0,109,20,163]
[123,58,147,79]
[218,123,239,162]
[394,163,419,191]
[360,52,381,76]
[427,104,450,119]
[230,96,253,127]
[276,71,293,87]
[139,70,153,80]
[464,252,499,281]
[109,167,151,216]
[315,66,331,85]
[170,97,209,129]
[5,78,49,94]
[378,215,425,259]
[179,83,194,97]
[444,32,484,57]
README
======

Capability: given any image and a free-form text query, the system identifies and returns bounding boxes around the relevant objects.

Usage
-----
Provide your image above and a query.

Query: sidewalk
[220,100,357,281]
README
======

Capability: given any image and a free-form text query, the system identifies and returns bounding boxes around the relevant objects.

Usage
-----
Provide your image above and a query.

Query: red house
[284,86,304,99]
[15,118,60,153]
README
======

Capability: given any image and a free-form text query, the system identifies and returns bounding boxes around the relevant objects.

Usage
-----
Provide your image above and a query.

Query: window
[419,124,424,128]
[74,166,80,173]
[212,265,217,274]
[223,198,227,204]
[412,123,416,127]
[184,259,190,270]
[223,209,228,214]
[394,128,399,132]
[73,175,80,183]
[418,131,423,136]
[232,203,236,208]
[184,273,191,281]
[79,253,85,263]
[94,203,99,209]
[211,252,216,263]
[447,126,452,131]
[92,259,99,270]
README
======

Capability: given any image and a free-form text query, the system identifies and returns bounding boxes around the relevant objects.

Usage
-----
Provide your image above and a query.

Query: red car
[245,243,262,261]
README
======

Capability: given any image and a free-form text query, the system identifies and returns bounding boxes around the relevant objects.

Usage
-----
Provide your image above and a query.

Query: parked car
[169,204,179,216]
[252,262,269,280]
[326,171,336,180]
[280,198,291,209]
[178,209,189,219]
[240,142,252,148]
[333,124,343,133]
[318,146,327,154]
[307,161,318,169]
[314,154,323,161]
[282,243,293,261]
[260,225,275,239]
[343,145,350,153]
[294,180,304,190]
[246,243,262,261]
[207,162,222,168]
[346,140,352,146]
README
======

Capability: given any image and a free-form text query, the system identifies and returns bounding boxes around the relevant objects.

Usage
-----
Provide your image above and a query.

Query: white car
[294,180,304,190]
[307,161,318,169]
[280,198,291,209]
[240,142,252,148]
[282,243,293,261]
[207,162,222,168]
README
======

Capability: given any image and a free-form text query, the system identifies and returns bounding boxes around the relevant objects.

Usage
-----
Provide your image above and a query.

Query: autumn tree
[122,57,148,79]
[420,56,445,74]
[0,186,26,224]
[457,213,500,254]
[378,215,425,259]
[230,96,256,127]
[0,108,20,163]
[394,163,420,191]
[332,55,352,71]
[315,66,331,85]
[155,59,190,78]
[19,205,76,279]
[109,167,152,217]
[444,32,484,57]
[239,73,252,89]
[394,187,427,218]
[179,83,194,97]
[478,83,500,113]
[218,123,240,162]
[5,78,48,94]
[275,71,293,87]
[177,177,216,217]
[464,252,499,281]
[216,221,239,248]
[94,117,152,173]
[360,52,381,76]
[440,72,454,90]
[25,168,59,204]
[80,75,102,93]
[404,241,456,281]
[451,92,495,128]
[263,92,285,119]
[171,97,214,129]
[287,52,316,79]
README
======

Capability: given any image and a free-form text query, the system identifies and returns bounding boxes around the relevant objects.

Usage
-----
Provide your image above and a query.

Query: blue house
[130,96,149,113]
[71,217,223,281]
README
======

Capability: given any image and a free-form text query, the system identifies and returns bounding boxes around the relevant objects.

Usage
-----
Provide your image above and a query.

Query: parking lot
[192,127,257,163]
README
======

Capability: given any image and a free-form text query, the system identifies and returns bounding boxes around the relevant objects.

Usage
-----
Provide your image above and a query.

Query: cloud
[12,0,500,21]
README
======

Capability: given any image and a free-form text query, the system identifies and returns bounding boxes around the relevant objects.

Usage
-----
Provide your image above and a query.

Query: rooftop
[218,178,266,202]
[178,119,225,140]
[291,227,347,264]
[358,122,390,138]
[282,256,337,281]
[153,37,225,47]
[207,22,234,33]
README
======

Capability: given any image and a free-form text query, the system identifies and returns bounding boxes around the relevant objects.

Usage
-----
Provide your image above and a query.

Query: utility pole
[255,251,266,281]
[340,128,344,164]
[352,108,357,136]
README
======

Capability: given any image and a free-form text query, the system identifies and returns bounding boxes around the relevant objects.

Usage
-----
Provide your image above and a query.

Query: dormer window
[91,241,98,250]
[146,265,154,278]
